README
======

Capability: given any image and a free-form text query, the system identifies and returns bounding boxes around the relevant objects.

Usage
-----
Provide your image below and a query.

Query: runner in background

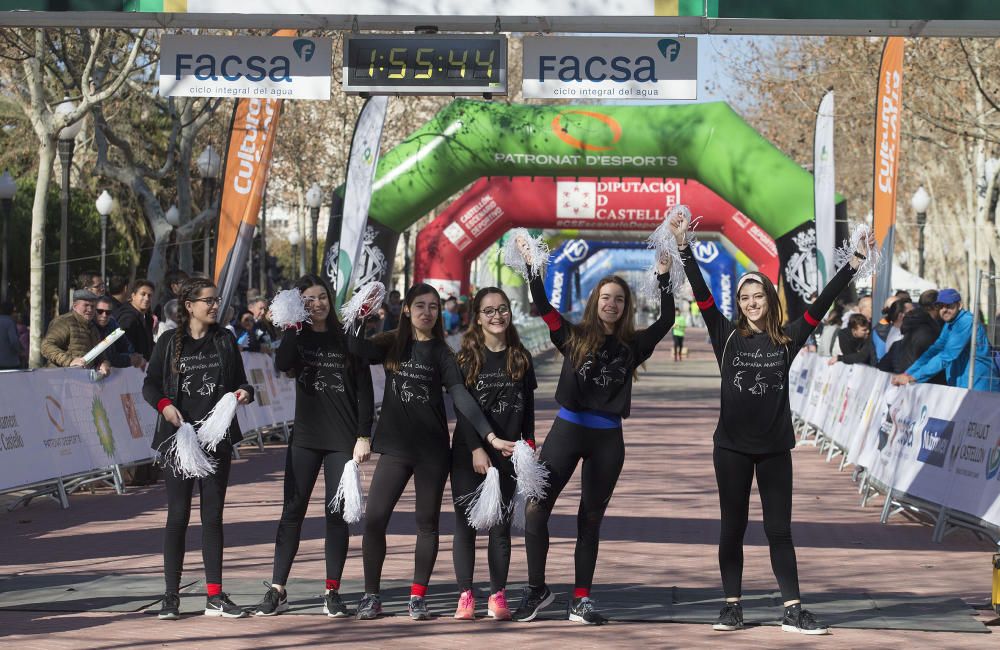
[672,306,687,362]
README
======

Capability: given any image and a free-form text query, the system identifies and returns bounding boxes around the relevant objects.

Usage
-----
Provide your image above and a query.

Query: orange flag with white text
[213,29,294,315]
[871,37,904,311]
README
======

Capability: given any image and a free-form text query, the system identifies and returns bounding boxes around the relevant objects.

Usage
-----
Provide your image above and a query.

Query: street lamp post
[95,191,114,284]
[197,145,222,276]
[165,205,181,270]
[288,230,301,281]
[403,227,412,290]
[0,171,17,303]
[55,99,84,313]
[305,183,322,275]
[910,185,931,278]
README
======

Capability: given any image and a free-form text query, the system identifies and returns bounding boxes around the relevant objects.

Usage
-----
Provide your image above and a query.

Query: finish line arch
[350,99,828,316]
[412,176,778,297]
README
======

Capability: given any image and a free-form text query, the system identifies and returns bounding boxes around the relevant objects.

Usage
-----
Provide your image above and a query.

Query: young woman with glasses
[142,278,254,620]
[451,288,537,621]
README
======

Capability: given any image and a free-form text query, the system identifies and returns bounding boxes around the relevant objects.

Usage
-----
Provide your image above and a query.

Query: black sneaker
[158,593,180,620]
[253,584,288,617]
[204,592,247,618]
[712,601,744,631]
[324,590,349,618]
[408,595,430,620]
[513,584,554,622]
[356,593,382,620]
[781,603,829,635]
[567,596,608,625]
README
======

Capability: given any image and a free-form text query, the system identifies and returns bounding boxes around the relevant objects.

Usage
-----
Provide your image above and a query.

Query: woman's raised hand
[668,211,689,247]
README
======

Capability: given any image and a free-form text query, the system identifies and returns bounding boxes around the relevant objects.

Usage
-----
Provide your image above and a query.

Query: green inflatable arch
[335,99,831,315]
[367,99,813,238]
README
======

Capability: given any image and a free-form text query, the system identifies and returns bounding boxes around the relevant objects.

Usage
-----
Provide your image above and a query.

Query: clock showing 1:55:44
[343,34,508,96]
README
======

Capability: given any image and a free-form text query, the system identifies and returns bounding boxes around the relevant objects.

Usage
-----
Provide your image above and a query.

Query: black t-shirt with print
[528,272,675,419]
[682,249,857,453]
[275,327,374,452]
[175,334,225,425]
[454,348,537,452]
[356,337,465,459]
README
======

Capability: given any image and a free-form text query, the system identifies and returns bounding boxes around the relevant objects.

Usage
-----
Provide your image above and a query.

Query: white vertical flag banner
[334,96,390,306]
[814,90,836,286]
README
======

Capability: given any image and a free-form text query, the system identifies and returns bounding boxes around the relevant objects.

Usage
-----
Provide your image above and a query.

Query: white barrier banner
[791,353,1000,528]
[0,352,341,493]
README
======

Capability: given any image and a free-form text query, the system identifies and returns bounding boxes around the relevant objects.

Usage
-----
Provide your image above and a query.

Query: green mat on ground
[0,574,987,633]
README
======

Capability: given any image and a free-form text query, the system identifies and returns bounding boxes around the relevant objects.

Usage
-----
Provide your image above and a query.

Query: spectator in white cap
[892,288,998,391]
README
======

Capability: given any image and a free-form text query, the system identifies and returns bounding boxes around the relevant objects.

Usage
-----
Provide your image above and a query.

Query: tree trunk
[145,221,174,296]
[28,136,56,368]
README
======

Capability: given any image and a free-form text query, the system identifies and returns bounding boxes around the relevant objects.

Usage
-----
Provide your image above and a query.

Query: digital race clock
[343,34,507,96]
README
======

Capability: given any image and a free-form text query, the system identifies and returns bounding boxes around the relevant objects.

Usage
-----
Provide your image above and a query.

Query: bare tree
[0,28,146,367]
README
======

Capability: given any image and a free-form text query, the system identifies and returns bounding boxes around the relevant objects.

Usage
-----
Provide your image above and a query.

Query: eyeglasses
[480,305,510,317]
[96,309,112,315]
[191,297,222,306]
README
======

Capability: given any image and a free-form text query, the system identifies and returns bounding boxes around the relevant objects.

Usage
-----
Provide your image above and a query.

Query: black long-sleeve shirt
[682,249,856,453]
[275,327,374,452]
[454,348,537,452]
[528,270,674,419]
[348,331,493,460]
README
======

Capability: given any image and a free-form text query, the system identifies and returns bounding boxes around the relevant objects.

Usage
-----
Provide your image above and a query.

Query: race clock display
[343,34,507,96]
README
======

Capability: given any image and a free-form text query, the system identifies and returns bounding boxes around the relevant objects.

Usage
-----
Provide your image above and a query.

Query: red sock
[573,587,590,600]
[206,583,222,597]
[326,579,340,591]
[410,583,427,598]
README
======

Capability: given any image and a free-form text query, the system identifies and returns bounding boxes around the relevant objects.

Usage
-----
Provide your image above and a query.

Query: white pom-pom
[834,222,881,280]
[160,423,216,479]
[456,466,507,531]
[503,228,550,282]
[511,439,549,527]
[195,392,239,452]
[641,206,693,300]
[330,459,365,524]
[269,289,311,330]
[340,281,386,334]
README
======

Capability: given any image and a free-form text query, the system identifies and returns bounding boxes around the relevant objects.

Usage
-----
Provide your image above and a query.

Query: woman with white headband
[674,218,870,636]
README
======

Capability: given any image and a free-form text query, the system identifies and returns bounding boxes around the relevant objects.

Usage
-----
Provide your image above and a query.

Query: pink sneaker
[454,589,475,620]
[488,589,512,621]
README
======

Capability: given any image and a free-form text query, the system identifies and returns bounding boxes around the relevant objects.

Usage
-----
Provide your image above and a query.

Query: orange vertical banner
[213,29,294,314]
[871,36,904,311]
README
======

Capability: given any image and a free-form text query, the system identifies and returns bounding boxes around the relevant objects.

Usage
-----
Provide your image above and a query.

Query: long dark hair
[295,273,343,334]
[565,276,637,377]
[372,283,444,373]
[735,272,791,346]
[457,287,531,388]
[171,277,217,373]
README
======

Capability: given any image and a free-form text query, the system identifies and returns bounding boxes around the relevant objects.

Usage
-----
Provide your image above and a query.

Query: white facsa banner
[159,35,332,99]
[522,36,697,100]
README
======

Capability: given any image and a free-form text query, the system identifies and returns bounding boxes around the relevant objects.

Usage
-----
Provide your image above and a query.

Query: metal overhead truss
[2,0,1000,36]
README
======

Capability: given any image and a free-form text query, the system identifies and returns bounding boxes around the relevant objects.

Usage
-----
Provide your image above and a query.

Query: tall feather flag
[814,90,836,287]
[871,37,904,312]
[213,29,294,317]
[331,96,390,307]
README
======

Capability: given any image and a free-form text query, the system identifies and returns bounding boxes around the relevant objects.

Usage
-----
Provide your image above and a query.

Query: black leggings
[271,445,353,586]
[524,418,625,590]
[163,442,233,593]
[362,451,450,594]
[451,445,516,594]
[713,446,800,602]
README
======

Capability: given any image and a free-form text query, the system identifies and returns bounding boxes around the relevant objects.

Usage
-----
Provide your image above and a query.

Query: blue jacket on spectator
[906,309,997,391]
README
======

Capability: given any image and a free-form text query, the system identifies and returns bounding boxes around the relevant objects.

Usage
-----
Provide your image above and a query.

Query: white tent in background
[855,262,936,294]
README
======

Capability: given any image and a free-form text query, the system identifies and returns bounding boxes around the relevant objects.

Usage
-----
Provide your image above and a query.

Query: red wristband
[156,398,173,413]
